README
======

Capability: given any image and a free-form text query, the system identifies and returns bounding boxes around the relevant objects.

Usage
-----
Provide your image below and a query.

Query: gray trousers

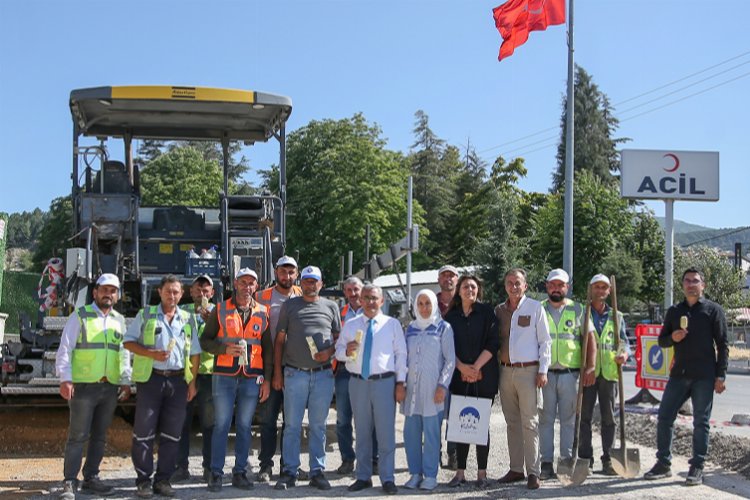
[539,370,578,462]
[579,376,617,462]
[349,375,396,483]
[63,383,119,481]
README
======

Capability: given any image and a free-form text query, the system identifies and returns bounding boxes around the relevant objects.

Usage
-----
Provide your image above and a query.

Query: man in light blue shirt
[124,275,201,498]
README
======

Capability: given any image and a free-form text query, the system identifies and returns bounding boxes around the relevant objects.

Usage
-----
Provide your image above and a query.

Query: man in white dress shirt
[495,268,551,490]
[335,284,407,495]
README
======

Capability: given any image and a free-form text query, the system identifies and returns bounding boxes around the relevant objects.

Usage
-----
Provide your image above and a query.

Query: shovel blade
[610,447,641,478]
[557,457,590,487]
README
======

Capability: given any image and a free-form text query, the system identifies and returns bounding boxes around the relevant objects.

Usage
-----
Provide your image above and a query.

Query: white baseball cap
[546,268,570,284]
[191,274,213,286]
[590,274,611,286]
[235,268,259,281]
[438,265,459,276]
[276,255,298,268]
[300,265,322,281]
[96,273,120,289]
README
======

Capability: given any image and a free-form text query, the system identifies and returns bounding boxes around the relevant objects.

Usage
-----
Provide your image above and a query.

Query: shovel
[558,287,592,487]
[609,275,641,478]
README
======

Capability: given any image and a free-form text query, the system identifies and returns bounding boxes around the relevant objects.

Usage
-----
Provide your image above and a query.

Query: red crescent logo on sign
[662,153,680,172]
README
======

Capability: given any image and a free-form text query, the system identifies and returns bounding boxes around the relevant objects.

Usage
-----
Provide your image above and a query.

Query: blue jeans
[404,413,442,479]
[656,376,714,468]
[63,383,119,481]
[258,386,284,469]
[282,366,334,476]
[177,374,214,470]
[335,367,378,464]
[211,375,260,475]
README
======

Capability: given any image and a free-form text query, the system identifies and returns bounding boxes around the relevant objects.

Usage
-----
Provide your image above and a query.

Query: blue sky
[1,0,748,229]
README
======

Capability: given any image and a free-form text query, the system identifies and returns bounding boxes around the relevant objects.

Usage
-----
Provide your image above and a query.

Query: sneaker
[135,481,153,499]
[382,481,398,495]
[419,477,438,490]
[232,472,253,490]
[81,476,114,496]
[170,467,191,484]
[207,473,223,492]
[152,480,175,497]
[644,461,672,480]
[274,472,296,490]
[256,464,273,482]
[59,480,77,500]
[404,474,422,489]
[686,465,704,486]
[337,459,355,475]
[297,468,309,481]
[309,472,332,490]
[540,461,556,480]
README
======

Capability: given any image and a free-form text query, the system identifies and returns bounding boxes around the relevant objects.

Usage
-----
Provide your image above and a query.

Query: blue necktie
[361,318,374,380]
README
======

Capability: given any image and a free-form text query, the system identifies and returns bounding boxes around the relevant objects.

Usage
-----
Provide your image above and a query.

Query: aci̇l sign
[620,149,719,201]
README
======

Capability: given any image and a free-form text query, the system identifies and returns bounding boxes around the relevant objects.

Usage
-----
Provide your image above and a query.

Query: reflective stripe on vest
[340,304,350,325]
[131,306,196,383]
[181,303,214,375]
[542,299,582,369]
[593,312,619,381]
[71,304,125,383]
[213,298,267,377]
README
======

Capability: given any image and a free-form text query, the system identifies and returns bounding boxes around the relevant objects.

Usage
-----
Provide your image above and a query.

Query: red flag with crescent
[493,0,566,61]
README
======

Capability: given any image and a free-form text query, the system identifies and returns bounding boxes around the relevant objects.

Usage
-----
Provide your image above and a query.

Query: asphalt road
[621,370,750,438]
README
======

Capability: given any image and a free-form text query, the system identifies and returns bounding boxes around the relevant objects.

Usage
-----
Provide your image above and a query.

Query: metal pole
[347,250,353,276]
[563,0,575,285]
[406,176,413,314]
[664,199,675,309]
[279,125,287,246]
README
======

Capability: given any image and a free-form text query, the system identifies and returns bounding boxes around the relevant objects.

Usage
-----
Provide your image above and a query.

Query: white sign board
[620,149,719,201]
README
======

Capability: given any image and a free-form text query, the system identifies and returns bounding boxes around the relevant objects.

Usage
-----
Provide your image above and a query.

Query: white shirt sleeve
[55,313,82,382]
[536,302,552,374]
[392,319,408,383]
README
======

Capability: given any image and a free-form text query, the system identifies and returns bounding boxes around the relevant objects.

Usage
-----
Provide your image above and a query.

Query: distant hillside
[656,217,750,251]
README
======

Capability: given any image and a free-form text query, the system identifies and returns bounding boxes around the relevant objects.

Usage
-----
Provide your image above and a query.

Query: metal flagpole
[563,0,575,284]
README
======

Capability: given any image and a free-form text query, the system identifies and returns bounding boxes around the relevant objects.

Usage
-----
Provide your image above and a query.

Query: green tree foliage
[470,160,528,303]
[630,211,665,305]
[280,113,420,281]
[532,171,639,298]
[139,147,223,206]
[408,111,461,267]
[6,208,46,249]
[32,196,73,270]
[552,65,629,192]
[673,246,745,310]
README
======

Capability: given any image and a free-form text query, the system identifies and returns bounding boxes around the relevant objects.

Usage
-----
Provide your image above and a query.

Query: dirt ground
[2,404,750,499]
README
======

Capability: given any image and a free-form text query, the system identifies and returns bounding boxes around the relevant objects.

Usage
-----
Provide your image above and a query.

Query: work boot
[336,459,355,475]
[540,461,556,480]
[231,472,254,490]
[256,464,273,482]
[59,480,76,500]
[152,480,174,497]
[170,466,191,483]
[81,475,114,496]
[135,481,153,499]
[207,473,222,492]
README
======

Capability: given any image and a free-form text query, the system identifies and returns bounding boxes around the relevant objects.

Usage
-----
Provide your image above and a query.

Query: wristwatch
[717,376,726,382]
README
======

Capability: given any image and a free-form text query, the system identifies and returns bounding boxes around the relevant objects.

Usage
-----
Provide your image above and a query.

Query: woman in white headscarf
[401,289,455,491]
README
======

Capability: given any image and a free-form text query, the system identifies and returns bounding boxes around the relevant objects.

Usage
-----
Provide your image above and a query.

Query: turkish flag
[493,0,566,61]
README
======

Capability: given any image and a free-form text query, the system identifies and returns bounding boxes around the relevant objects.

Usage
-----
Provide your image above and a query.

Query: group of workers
[54,256,729,498]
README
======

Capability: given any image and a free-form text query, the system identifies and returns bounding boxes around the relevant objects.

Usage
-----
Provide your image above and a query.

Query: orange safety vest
[213,298,268,377]
[255,285,303,313]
